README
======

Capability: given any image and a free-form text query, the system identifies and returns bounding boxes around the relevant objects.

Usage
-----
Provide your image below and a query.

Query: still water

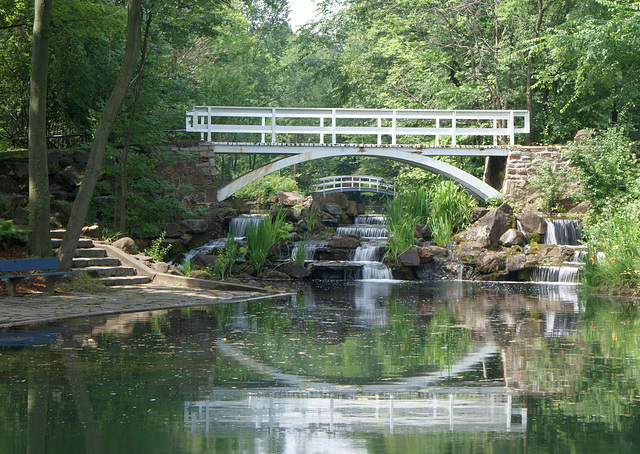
[1,281,640,453]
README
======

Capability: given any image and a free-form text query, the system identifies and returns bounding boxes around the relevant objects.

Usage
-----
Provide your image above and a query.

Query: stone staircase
[51,231,152,286]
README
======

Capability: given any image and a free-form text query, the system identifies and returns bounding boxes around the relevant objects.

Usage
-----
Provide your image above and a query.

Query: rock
[475,203,515,246]
[574,129,593,142]
[325,192,349,209]
[469,207,490,223]
[568,201,590,214]
[163,222,182,238]
[311,193,325,211]
[81,225,100,239]
[279,262,311,279]
[258,269,291,280]
[476,252,506,273]
[416,246,435,263]
[398,247,420,267]
[517,213,546,235]
[499,228,525,247]
[181,219,208,234]
[346,200,359,217]
[193,251,217,268]
[113,237,138,254]
[455,225,491,248]
[54,166,82,192]
[457,241,484,256]
[152,262,170,273]
[188,270,212,280]
[328,235,360,249]
[277,190,303,206]
[416,224,432,240]
[429,246,449,259]
[323,203,343,216]
[506,254,527,272]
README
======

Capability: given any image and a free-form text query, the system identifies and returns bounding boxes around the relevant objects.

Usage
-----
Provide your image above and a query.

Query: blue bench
[0,257,71,297]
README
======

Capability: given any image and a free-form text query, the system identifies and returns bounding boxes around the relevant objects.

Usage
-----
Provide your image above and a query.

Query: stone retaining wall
[160,142,217,204]
[501,145,569,200]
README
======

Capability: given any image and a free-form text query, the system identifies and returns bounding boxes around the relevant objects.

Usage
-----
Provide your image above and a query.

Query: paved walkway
[0,285,289,328]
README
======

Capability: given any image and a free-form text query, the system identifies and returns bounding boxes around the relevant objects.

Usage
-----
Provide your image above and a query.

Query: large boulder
[325,192,349,209]
[475,203,515,246]
[54,166,82,192]
[476,252,506,274]
[258,269,291,280]
[456,225,492,248]
[517,213,546,235]
[398,248,420,267]
[181,219,208,234]
[469,207,490,223]
[506,254,527,272]
[328,235,360,249]
[499,228,526,247]
[113,237,138,254]
[279,262,311,279]
[323,203,343,216]
[277,190,303,206]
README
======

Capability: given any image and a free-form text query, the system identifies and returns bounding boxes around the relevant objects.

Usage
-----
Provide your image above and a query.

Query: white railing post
[271,108,276,143]
[451,111,457,147]
[320,117,324,144]
[331,109,337,144]
[493,119,498,146]
[261,116,266,143]
[207,107,212,142]
[377,117,382,145]
[435,117,440,146]
[509,110,515,146]
[392,110,397,145]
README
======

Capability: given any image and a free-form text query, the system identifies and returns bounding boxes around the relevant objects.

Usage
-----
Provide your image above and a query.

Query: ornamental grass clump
[427,180,475,247]
[213,233,241,279]
[245,210,291,271]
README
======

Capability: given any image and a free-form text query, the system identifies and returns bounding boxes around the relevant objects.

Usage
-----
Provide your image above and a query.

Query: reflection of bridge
[185,107,530,201]
[313,175,395,196]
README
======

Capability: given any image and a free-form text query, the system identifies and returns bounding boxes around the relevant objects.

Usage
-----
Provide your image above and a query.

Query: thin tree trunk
[58,0,143,271]
[119,7,153,233]
[526,0,548,145]
[28,0,53,258]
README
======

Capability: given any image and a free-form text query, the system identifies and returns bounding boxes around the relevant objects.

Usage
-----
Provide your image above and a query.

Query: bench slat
[0,257,60,273]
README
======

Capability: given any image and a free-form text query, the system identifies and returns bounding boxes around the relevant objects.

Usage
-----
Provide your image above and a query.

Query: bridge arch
[216,148,500,201]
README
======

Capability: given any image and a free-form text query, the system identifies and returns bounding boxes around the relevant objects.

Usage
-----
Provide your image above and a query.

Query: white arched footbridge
[185,106,530,201]
[314,175,396,196]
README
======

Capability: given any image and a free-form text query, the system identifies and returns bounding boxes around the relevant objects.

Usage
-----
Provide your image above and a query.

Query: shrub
[235,174,298,203]
[427,180,476,247]
[144,231,172,262]
[245,211,291,271]
[528,158,575,213]
[213,234,241,279]
[0,219,27,249]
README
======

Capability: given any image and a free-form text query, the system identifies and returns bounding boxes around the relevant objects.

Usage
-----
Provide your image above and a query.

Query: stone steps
[51,233,152,287]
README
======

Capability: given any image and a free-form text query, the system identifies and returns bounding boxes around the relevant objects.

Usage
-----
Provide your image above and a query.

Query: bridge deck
[209,142,509,157]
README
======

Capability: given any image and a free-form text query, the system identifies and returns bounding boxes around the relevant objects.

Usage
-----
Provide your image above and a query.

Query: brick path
[0,285,288,328]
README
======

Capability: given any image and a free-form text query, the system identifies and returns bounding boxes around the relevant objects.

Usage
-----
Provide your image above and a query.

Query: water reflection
[1,281,640,453]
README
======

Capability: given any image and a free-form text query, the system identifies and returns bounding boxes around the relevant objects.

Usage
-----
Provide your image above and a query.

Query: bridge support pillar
[483,156,507,190]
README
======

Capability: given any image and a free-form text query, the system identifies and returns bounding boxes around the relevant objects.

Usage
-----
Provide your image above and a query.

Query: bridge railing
[186,106,529,146]
[313,175,396,195]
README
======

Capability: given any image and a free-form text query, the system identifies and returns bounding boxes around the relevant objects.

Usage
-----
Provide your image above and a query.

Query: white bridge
[185,106,530,201]
[314,175,396,196]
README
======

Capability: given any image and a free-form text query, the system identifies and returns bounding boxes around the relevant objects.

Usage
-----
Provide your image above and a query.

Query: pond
[1,281,640,453]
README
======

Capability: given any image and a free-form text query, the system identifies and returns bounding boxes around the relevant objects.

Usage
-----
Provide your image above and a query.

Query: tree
[58,0,143,271]
[27,0,53,257]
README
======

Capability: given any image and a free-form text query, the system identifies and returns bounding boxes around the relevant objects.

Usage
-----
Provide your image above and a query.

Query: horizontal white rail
[313,175,395,194]
[186,106,530,146]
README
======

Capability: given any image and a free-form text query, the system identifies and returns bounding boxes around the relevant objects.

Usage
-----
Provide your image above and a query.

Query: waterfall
[336,226,388,238]
[229,214,268,238]
[532,265,581,283]
[361,262,394,280]
[543,219,582,246]
[354,215,387,225]
[291,241,327,262]
[350,241,386,262]
[182,238,228,263]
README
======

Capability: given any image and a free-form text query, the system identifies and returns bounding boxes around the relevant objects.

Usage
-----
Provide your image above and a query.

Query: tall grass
[428,180,475,247]
[213,233,241,278]
[582,202,640,291]
[245,210,292,271]
[385,192,425,259]
[292,240,307,266]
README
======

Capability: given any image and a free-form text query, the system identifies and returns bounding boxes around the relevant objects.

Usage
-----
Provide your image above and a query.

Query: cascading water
[291,240,327,262]
[350,241,386,262]
[336,225,388,238]
[543,219,582,246]
[354,215,387,225]
[532,265,581,283]
[229,214,268,238]
[181,238,228,264]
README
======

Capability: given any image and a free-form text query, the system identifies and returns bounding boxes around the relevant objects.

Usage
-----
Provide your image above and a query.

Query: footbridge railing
[186,106,529,147]
[314,175,396,196]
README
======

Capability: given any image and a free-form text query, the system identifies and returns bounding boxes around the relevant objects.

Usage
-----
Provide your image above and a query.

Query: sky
[289,0,319,30]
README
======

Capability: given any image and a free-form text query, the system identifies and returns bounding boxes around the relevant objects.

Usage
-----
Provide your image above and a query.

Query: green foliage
[384,193,421,260]
[428,180,476,247]
[180,258,195,277]
[212,234,241,279]
[235,174,298,204]
[0,220,27,249]
[144,231,171,262]
[581,197,640,292]
[100,227,122,243]
[55,270,109,294]
[482,196,503,209]
[568,128,638,209]
[245,211,291,271]
[305,209,319,232]
[528,158,575,214]
[292,240,307,266]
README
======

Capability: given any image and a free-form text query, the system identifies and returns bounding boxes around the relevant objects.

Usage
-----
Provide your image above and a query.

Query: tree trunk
[58,0,143,271]
[27,0,53,258]
[118,8,153,233]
